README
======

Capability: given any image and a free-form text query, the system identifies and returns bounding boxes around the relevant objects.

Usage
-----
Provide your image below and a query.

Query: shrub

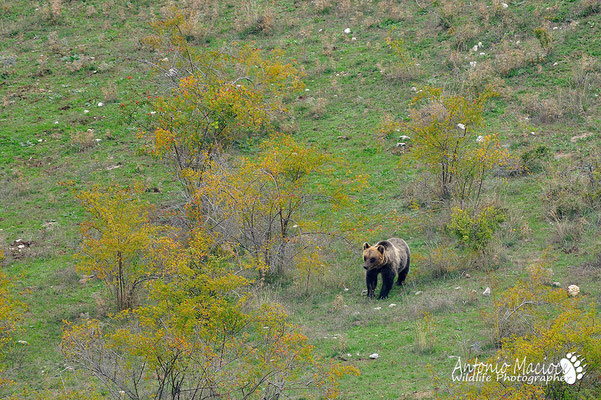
[143,14,303,196]
[70,129,96,151]
[447,206,506,253]
[384,30,421,82]
[196,134,366,277]
[75,184,162,310]
[0,269,22,384]
[414,312,437,354]
[401,86,511,204]
[63,228,358,399]
[412,243,461,280]
[461,256,601,399]
[520,145,550,174]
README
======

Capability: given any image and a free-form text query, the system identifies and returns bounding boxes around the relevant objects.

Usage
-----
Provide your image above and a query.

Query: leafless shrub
[102,83,118,102]
[309,97,328,119]
[49,0,62,21]
[520,93,563,123]
[70,129,96,151]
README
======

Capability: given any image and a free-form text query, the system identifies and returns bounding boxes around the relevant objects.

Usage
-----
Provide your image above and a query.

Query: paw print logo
[560,352,586,384]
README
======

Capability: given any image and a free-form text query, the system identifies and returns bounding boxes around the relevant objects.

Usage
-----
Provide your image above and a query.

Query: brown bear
[362,238,410,299]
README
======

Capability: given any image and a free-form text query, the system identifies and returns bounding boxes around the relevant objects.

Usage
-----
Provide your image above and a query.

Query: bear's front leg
[366,269,378,299]
[378,268,396,299]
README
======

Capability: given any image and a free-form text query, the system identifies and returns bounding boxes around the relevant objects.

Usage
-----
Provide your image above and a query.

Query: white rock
[457,123,466,130]
[478,41,483,47]
[84,109,89,114]
[305,88,310,91]
[476,135,484,143]
[17,340,29,345]
[501,3,508,8]
[415,291,422,295]
[552,281,561,287]
[568,285,580,297]
[373,307,382,310]
[399,135,411,140]
[318,28,323,33]
[95,138,102,142]
[351,37,357,42]
[54,121,59,124]
[344,28,351,34]
[454,286,461,290]
[469,61,477,67]
[396,142,406,147]
[389,303,397,308]
[344,287,349,292]
[479,52,486,56]
[482,287,491,296]
[97,102,104,107]
[369,353,379,359]
[472,45,478,52]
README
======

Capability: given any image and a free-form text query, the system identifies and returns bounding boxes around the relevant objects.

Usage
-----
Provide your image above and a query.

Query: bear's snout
[363,265,368,270]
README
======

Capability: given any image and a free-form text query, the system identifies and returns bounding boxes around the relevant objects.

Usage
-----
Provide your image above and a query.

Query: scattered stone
[106,164,121,171]
[552,281,561,287]
[344,28,351,34]
[17,340,29,345]
[396,142,406,147]
[337,135,349,140]
[373,306,382,310]
[482,287,491,296]
[361,289,368,296]
[469,61,477,67]
[457,123,466,130]
[415,291,422,295]
[568,285,580,297]
[9,239,33,259]
[389,303,397,308]
[369,353,379,359]
[84,109,89,113]
[465,273,471,278]
[476,135,484,143]
[351,37,357,42]
[97,102,103,107]
[501,3,508,8]
[454,286,461,290]
[399,135,411,140]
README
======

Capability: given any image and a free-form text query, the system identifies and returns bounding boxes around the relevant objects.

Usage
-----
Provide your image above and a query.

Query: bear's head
[362,242,385,271]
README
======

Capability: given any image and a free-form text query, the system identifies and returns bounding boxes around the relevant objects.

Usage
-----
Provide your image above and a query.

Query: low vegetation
[2,0,601,398]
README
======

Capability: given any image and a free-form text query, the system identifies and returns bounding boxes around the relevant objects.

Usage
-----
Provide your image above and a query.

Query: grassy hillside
[1,0,601,398]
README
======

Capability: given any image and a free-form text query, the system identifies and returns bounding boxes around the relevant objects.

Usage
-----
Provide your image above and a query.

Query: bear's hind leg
[397,254,410,286]
[378,269,396,299]
[397,265,409,286]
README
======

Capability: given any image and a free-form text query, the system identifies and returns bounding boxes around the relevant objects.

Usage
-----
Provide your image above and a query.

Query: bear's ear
[377,245,385,254]
[363,242,370,250]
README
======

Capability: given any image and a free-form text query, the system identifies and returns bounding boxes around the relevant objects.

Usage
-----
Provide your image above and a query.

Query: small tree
[62,228,357,399]
[197,133,366,276]
[402,86,510,205]
[75,185,160,311]
[143,14,304,196]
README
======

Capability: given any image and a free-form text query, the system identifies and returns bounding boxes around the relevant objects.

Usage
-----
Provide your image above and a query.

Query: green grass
[2,0,601,398]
